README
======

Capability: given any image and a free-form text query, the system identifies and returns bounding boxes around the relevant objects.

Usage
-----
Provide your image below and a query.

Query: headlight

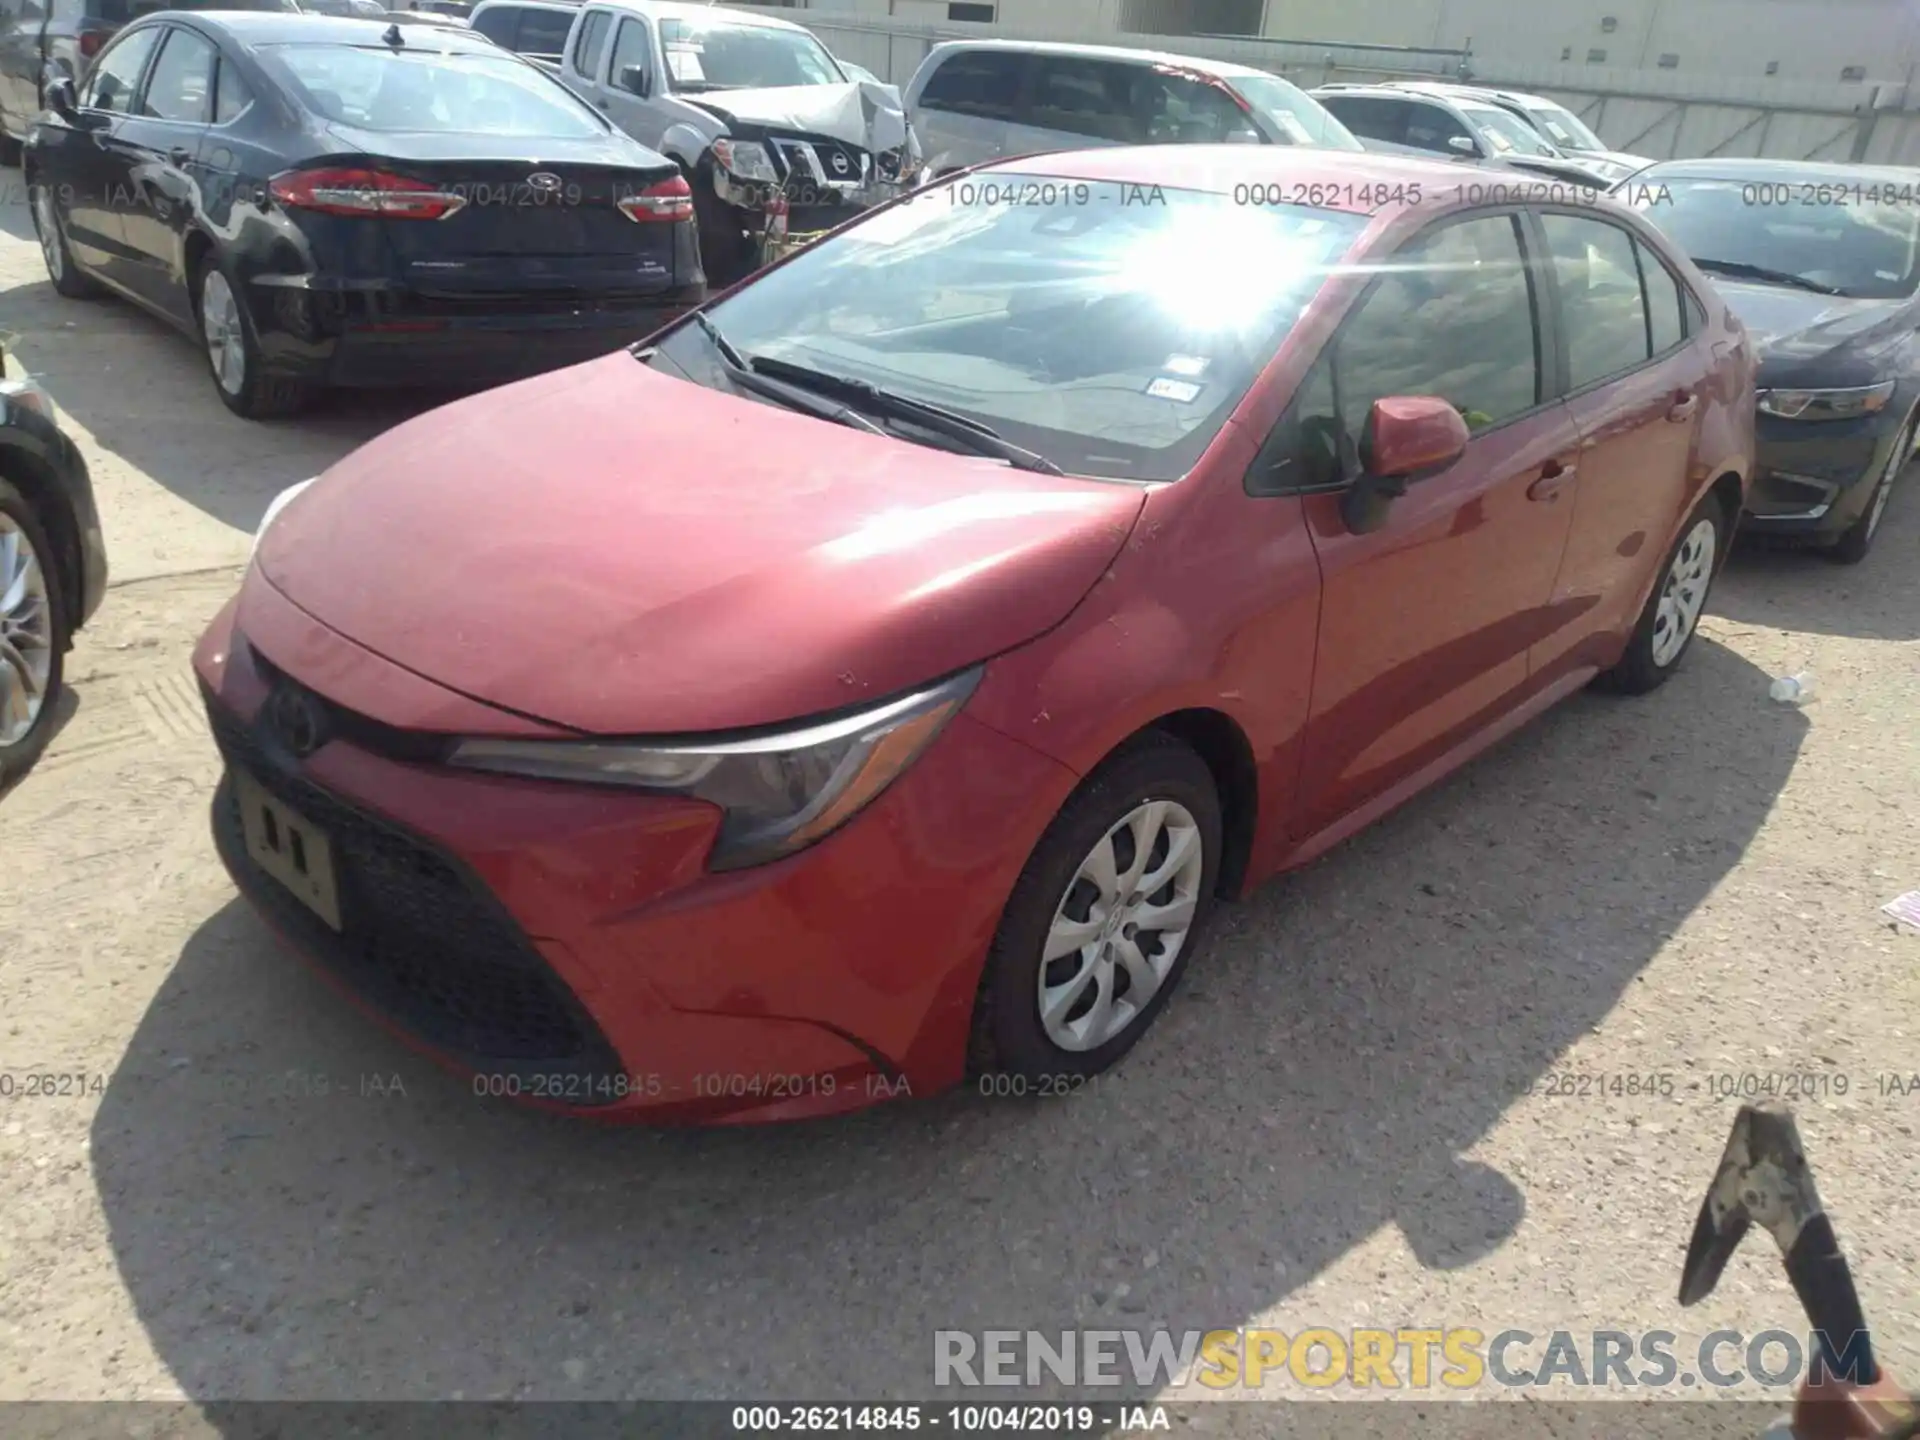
[1756,381,1896,421]
[251,477,317,560]
[447,667,982,871]
[710,138,780,185]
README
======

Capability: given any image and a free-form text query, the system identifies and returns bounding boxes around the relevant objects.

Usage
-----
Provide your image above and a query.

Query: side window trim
[1534,205,1676,400]
[1246,207,1559,500]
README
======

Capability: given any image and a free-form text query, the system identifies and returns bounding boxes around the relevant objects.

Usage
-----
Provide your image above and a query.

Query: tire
[0,129,22,168]
[691,160,754,287]
[970,732,1223,1083]
[0,478,69,788]
[193,255,312,420]
[1595,490,1727,696]
[1825,417,1912,566]
[29,175,102,300]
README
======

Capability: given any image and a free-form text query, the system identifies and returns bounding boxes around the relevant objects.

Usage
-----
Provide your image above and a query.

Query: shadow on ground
[90,639,1806,1407]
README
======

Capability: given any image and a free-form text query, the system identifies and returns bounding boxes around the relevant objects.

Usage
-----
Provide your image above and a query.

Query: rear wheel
[1825,417,1912,566]
[0,479,67,787]
[970,733,1222,1083]
[1595,491,1726,695]
[194,257,311,420]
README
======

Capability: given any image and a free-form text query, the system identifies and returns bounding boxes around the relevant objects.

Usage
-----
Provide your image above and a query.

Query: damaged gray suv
[556,0,922,280]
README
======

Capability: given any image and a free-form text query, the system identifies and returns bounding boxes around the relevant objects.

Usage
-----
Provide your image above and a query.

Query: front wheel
[970,733,1222,1083]
[1825,417,1912,566]
[30,176,100,299]
[1595,492,1726,695]
[0,479,68,787]
[691,163,754,287]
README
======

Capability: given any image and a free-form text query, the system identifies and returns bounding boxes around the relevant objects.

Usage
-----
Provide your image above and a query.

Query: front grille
[204,687,626,1098]
[769,133,869,188]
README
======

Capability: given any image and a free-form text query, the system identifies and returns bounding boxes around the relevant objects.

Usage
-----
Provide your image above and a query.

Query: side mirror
[43,74,78,120]
[1340,396,1470,535]
[618,63,651,97]
[1447,133,1478,155]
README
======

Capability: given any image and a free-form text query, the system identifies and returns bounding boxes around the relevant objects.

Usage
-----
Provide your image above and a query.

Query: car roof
[471,0,578,10]
[988,143,1473,209]
[928,38,1268,81]
[1632,156,1920,182]
[163,10,492,43]
[1316,82,1467,106]
[580,0,811,33]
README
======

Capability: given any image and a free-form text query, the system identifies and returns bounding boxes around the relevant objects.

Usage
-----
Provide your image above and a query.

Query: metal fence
[770,8,1920,166]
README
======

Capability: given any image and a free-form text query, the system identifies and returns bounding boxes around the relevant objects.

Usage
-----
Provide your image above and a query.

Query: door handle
[1666,392,1698,423]
[167,146,192,165]
[1527,460,1576,502]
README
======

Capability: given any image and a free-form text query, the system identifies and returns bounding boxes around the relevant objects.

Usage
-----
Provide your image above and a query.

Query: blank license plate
[235,771,342,932]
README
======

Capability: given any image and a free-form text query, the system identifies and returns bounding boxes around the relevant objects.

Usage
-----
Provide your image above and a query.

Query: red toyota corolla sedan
[193,148,1755,1123]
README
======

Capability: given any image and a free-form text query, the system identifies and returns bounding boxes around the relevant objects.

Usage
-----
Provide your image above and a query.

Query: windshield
[657,18,845,91]
[1627,176,1920,301]
[264,43,607,135]
[1228,73,1363,151]
[1526,100,1604,152]
[1461,102,1558,157]
[651,176,1366,481]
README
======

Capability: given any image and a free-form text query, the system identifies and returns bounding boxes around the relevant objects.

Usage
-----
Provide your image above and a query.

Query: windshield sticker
[666,46,706,82]
[1161,354,1210,377]
[1146,377,1204,403]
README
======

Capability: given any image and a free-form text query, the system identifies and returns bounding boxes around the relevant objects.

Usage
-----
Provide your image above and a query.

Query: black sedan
[1622,158,1920,563]
[0,334,107,787]
[24,14,704,419]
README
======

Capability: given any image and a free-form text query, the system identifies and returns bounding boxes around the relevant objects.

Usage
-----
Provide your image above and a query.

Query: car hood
[1713,280,1907,376]
[687,80,909,152]
[255,353,1144,736]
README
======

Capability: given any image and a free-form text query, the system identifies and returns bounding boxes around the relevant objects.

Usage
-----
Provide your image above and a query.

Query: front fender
[661,121,719,170]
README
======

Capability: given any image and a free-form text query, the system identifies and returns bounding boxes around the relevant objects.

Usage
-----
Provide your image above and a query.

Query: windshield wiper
[743,354,1067,476]
[1692,257,1842,296]
[687,313,886,437]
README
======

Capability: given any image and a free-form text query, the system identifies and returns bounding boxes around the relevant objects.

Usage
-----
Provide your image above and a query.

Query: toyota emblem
[830,152,849,175]
[265,683,329,759]
[527,172,563,192]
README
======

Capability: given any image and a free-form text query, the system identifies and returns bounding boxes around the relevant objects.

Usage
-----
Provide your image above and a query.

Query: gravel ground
[0,182,1916,1427]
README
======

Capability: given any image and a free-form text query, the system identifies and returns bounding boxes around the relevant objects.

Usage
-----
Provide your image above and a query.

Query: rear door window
[571,8,610,80]
[1541,212,1654,389]
[916,48,1025,121]
[213,55,253,122]
[1637,239,1687,353]
[1027,56,1141,142]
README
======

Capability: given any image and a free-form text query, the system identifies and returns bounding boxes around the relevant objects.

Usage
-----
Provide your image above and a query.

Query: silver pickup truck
[548,0,921,280]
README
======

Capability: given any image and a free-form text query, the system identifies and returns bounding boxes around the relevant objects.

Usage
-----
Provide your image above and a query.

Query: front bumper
[192,585,1080,1123]
[1743,407,1912,538]
[249,280,706,390]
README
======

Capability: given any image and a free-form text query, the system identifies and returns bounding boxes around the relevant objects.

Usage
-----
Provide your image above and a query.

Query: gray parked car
[1312,81,1614,188]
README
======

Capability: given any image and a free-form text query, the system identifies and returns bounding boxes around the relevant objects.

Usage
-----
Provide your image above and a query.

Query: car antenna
[383,20,405,46]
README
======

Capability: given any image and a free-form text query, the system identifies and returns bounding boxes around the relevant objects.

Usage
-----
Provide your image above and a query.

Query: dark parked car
[0,0,299,165]
[1312,82,1612,189]
[195,147,1753,1121]
[1623,158,1920,562]
[0,333,107,787]
[24,12,705,418]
